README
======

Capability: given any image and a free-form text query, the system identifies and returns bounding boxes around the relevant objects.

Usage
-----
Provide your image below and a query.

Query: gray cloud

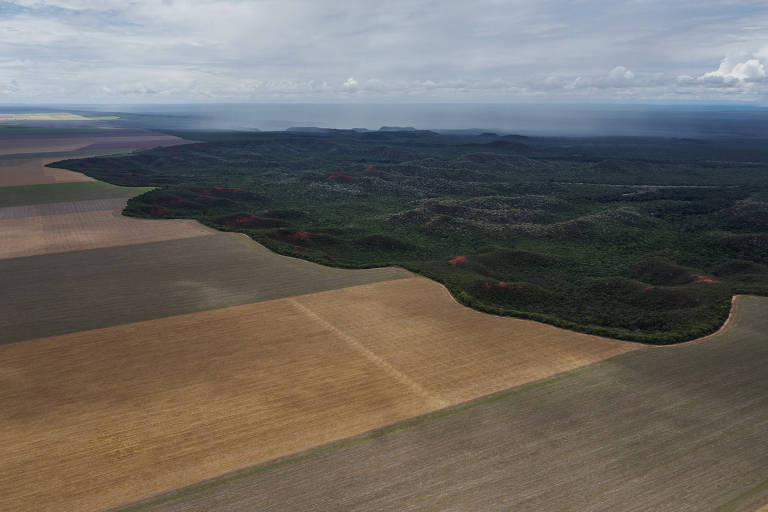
[0,0,767,102]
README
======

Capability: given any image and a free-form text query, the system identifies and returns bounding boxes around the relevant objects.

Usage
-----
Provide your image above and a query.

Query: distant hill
[379,126,416,132]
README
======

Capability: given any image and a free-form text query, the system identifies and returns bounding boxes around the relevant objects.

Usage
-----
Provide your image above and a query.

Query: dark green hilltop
[50,129,768,343]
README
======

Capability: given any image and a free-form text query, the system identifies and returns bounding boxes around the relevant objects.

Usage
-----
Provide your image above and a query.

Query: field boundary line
[288,297,447,410]
[108,360,612,512]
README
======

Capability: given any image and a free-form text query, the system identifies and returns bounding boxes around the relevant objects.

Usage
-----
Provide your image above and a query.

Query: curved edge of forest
[47,131,768,345]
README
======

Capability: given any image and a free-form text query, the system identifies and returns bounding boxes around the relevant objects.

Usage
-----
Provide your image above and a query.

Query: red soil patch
[449,256,469,266]
[365,166,380,174]
[328,173,353,180]
[218,214,269,226]
[692,274,718,284]
[148,207,171,215]
[195,195,216,201]
[292,245,306,252]
[482,281,522,290]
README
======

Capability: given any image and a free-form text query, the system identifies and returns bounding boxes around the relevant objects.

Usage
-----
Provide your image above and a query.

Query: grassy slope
[50,131,768,343]
[119,296,768,512]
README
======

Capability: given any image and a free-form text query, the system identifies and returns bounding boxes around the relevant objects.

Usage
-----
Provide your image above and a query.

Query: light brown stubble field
[0,157,95,186]
[0,198,215,259]
[0,277,638,512]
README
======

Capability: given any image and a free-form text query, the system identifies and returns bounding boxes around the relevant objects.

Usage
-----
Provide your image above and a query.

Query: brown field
[0,156,95,186]
[0,112,94,121]
[0,198,215,259]
[0,233,411,343]
[0,277,636,512]
[125,295,768,512]
[289,277,637,403]
[0,132,191,157]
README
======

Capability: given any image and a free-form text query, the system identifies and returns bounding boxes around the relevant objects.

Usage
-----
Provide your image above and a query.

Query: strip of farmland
[0,277,636,512]
[0,198,215,259]
[0,132,191,157]
[0,233,411,343]
[121,295,768,512]
[0,156,96,187]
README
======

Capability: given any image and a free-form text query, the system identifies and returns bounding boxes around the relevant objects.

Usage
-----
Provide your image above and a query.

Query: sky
[0,0,767,104]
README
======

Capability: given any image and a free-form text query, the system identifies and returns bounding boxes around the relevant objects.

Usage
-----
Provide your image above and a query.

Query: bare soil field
[0,277,635,512]
[0,156,96,186]
[0,112,95,121]
[290,277,637,403]
[0,131,190,157]
[0,233,410,343]
[0,197,138,220]
[125,296,768,512]
[0,198,215,259]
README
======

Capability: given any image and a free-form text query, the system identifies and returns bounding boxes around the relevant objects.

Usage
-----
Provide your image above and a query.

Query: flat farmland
[0,132,190,157]
[289,277,637,403]
[0,233,411,343]
[0,198,215,259]
[0,156,95,186]
[127,296,768,512]
[0,277,636,512]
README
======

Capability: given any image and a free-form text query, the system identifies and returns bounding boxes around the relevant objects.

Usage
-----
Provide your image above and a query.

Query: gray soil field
[0,233,410,344]
[125,296,768,512]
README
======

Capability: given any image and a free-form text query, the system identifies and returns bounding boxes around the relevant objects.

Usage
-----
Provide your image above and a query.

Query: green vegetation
[0,181,152,207]
[51,130,768,343]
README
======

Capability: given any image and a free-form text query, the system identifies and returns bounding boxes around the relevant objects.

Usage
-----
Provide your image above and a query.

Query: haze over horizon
[0,0,767,105]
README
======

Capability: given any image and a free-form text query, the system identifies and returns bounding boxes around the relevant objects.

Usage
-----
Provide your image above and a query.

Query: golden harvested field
[0,112,95,121]
[0,156,95,186]
[131,296,768,512]
[291,277,638,403]
[0,277,637,512]
[0,198,215,259]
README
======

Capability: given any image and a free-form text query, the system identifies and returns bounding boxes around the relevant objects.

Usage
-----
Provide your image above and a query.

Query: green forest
[52,129,768,343]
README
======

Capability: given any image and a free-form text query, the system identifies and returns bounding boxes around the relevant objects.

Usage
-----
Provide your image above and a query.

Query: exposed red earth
[449,255,468,266]
[328,173,353,180]
[482,281,522,290]
[283,231,320,241]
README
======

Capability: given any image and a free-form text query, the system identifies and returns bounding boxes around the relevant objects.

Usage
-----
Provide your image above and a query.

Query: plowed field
[0,133,189,157]
[0,198,214,259]
[0,233,411,343]
[125,296,768,512]
[0,277,636,512]
[0,156,95,186]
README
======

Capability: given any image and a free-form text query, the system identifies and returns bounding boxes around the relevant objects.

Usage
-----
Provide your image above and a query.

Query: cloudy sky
[1,0,767,103]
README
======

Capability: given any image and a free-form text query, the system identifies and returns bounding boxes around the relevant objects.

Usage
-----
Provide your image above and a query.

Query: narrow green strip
[714,477,768,512]
[0,182,153,207]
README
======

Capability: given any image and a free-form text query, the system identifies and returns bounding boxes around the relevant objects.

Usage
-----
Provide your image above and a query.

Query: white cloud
[703,57,766,81]
[609,66,635,82]
[1,0,768,102]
